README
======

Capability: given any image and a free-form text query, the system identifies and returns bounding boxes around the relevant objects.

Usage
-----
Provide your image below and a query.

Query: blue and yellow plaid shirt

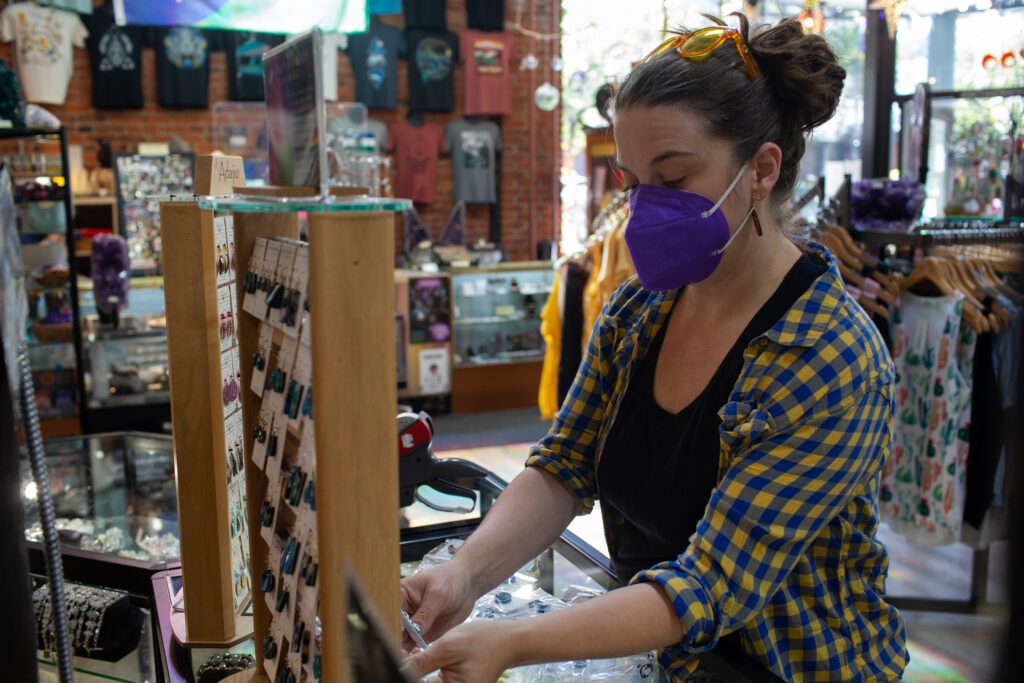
[527,244,908,681]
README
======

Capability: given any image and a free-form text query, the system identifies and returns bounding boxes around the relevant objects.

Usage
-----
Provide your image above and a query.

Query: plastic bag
[509,652,660,682]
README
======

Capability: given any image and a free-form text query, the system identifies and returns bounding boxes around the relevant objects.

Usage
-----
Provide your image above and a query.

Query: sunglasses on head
[642,25,760,82]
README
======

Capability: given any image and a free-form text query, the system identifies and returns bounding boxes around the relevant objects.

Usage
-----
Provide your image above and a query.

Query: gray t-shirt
[444,119,502,204]
[345,20,404,110]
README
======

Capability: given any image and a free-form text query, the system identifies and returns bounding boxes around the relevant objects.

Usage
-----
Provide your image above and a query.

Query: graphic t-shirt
[406,29,459,113]
[389,120,444,205]
[460,30,514,116]
[224,31,284,101]
[0,3,87,105]
[369,0,403,14]
[151,26,221,108]
[466,0,505,30]
[445,119,501,204]
[345,20,404,110]
[83,5,144,109]
[403,0,447,29]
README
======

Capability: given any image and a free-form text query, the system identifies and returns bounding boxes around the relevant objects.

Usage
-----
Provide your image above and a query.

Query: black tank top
[598,253,827,583]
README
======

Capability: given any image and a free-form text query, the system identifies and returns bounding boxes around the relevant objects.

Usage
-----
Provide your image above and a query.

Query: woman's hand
[400,562,478,647]
[404,620,520,683]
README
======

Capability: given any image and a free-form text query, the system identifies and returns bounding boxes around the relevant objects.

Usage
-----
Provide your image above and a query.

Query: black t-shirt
[403,0,447,29]
[345,20,405,110]
[150,26,221,108]
[466,0,505,30]
[406,29,459,113]
[597,252,828,583]
[223,31,283,101]
[83,5,146,109]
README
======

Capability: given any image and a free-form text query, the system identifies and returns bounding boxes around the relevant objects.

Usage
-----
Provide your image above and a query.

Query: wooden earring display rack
[185,188,411,683]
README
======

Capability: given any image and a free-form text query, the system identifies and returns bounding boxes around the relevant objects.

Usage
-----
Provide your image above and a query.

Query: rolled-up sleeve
[632,386,893,651]
[526,303,619,514]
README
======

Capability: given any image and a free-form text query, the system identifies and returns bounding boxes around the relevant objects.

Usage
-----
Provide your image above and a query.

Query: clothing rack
[850,220,1019,617]
[855,221,1024,249]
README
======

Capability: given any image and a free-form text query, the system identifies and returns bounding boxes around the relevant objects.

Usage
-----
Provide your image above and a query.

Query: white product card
[252,401,274,471]
[282,246,309,339]
[224,409,244,484]
[225,215,237,282]
[287,343,311,431]
[251,322,274,397]
[244,238,268,316]
[217,285,234,353]
[260,469,281,549]
[215,217,229,287]
[271,336,298,413]
[229,285,239,343]
[220,350,237,419]
[262,240,283,322]
[271,241,298,330]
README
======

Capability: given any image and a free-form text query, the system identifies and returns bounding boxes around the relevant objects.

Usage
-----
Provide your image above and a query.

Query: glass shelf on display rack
[197,194,411,214]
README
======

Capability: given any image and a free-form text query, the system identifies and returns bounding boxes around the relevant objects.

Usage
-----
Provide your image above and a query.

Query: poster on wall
[113,0,368,34]
[408,278,451,344]
[418,347,450,395]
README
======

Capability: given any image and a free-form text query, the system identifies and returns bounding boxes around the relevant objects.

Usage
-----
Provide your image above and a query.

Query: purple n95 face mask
[625,164,756,291]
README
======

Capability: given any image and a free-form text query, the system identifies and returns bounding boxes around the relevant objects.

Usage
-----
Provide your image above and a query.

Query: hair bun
[748,19,846,134]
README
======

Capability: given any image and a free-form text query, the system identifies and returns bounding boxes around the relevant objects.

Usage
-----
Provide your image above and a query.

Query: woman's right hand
[400,561,478,649]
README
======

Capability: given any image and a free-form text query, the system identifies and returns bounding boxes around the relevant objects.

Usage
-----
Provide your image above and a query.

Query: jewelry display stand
[196,190,411,683]
[160,156,255,647]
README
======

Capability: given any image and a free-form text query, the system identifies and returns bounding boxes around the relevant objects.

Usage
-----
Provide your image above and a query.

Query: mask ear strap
[701,163,749,219]
[711,204,756,256]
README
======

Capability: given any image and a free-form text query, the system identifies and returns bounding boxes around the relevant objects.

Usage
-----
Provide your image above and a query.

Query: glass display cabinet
[450,263,554,368]
[22,432,179,683]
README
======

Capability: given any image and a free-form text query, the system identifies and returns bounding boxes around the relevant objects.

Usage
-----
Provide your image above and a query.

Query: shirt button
[758,338,768,347]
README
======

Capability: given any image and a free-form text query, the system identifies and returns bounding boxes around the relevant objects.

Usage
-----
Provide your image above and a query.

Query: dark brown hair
[615,14,846,206]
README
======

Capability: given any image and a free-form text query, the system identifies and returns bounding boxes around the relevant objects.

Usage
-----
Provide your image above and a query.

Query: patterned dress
[881,291,976,546]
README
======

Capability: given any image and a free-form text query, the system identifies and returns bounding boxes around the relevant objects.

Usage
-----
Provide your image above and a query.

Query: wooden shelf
[73,195,116,207]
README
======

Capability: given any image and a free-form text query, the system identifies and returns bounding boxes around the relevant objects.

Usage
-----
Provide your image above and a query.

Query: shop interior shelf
[90,390,171,409]
[456,352,545,368]
[0,127,61,140]
[458,288,552,299]
[198,193,412,214]
[457,315,540,325]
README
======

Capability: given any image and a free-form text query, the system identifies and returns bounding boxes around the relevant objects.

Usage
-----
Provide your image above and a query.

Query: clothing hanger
[824,225,901,295]
[901,258,988,333]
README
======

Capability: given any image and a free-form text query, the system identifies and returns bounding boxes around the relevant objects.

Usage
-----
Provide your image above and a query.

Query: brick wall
[0,0,561,262]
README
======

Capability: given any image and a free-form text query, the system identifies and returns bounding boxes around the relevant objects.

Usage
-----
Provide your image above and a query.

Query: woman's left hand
[404,620,520,683]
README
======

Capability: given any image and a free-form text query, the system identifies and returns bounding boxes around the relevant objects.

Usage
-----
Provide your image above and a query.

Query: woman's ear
[750,142,782,202]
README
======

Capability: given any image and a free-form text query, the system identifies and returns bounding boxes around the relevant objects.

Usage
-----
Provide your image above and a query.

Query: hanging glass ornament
[534,82,560,111]
[520,53,539,71]
[551,56,563,73]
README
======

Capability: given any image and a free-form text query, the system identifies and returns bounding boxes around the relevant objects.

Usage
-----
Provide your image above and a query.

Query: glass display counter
[450,262,554,368]
[22,432,179,682]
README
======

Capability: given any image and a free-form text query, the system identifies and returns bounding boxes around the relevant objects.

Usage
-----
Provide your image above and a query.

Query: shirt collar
[635,241,846,351]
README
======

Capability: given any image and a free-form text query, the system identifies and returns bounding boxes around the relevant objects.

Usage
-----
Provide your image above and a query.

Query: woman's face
[614,105,753,233]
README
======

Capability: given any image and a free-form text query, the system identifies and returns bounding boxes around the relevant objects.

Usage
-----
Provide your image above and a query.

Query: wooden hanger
[824,225,901,295]
[901,258,988,334]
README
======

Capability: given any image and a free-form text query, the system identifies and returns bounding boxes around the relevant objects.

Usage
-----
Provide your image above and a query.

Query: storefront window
[896,2,1024,95]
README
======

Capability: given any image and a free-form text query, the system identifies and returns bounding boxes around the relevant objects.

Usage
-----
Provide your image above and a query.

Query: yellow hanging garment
[537,271,562,420]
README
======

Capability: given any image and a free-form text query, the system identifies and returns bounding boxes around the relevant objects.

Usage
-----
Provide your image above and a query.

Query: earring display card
[225,410,245,483]
[244,238,268,316]
[240,237,319,681]
[251,322,274,397]
[218,285,235,353]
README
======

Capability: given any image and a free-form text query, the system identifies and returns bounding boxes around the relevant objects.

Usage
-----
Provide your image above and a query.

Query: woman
[404,15,908,682]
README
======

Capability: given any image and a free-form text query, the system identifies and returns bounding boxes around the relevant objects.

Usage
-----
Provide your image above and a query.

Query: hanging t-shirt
[83,6,145,109]
[466,0,505,30]
[369,0,403,14]
[366,118,389,151]
[389,120,444,205]
[0,3,87,105]
[151,26,221,108]
[460,30,514,116]
[224,31,284,101]
[406,29,459,113]
[403,0,447,29]
[444,119,501,204]
[344,21,404,110]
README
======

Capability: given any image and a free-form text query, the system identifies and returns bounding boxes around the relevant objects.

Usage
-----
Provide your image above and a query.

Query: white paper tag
[250,322,274,397]
[243,238,268,316]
